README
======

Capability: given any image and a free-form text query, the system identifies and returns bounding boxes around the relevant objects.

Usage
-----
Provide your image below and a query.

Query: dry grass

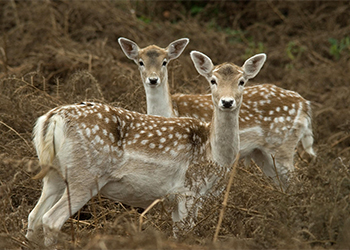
[1,1,350,249]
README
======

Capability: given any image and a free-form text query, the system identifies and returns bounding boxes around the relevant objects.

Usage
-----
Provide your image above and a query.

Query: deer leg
[272,150,295,189]
[26,171,65,241]
[41,177,107,246]
[255,148,295,189]
[171,191,197,238]
[250,149,275,178]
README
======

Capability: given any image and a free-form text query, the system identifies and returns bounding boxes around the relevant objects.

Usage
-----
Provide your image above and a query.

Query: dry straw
[213,153,240,243]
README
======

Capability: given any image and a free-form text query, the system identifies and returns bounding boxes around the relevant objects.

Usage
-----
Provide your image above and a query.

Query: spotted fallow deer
[118,37,316,186]
[26,51,266,245]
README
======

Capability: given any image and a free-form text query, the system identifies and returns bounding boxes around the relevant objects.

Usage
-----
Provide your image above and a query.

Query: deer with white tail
[119,37,316,187]
[26,51,266,245]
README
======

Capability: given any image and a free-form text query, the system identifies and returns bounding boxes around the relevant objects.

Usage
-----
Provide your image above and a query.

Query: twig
[296,150,310,165]
[139,198,163,232]
[250,159,263,174]
[9,235,31,249]
[11,77,62,104]
[10,0,21,31]
[76,209,81,230]
[46,0,57,32]
[65,166,75,244]
[2,220,9,234]
[1,33,9,75]
[42,76,46,92]
[331,134,350,148]
[118,202,129,212]
[91,189,98,230]
[69,218,92,226]
[88,53,92,72]
[190,204,219,231]
[310,50,334,65]
[213,153,240,243]
[95,177,106,225]
[56,78,60,98]
[0,121,31,150]
[267,0,286,22]
[30,74,34,86]
[297,228,317,240]
[328,131,345,143]
[271,154,285,193]
[226,205,263,217]
[237,165,276,192]
[93,77,105,102]
[339,147,350,156]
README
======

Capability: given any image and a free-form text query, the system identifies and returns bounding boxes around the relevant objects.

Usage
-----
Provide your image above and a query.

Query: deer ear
[190,51,214,77]
[118,37,140,61]
[167,38,189,61]
[242,53,266,79]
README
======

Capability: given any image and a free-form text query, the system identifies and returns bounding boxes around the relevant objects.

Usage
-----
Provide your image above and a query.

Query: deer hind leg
[273,125,313,188]
[250,149,274,177]
[272,148,296,188]
[171,191,197,238]
[251,146,297,189]
[251,149,293,189]
[301,106,316,157]
[26,170,65,241]
[40,175,107,246]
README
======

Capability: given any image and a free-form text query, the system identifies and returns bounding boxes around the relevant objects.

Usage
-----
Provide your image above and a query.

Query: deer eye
[139,61,144,66]
[210,79,217,85]
[239,79,245,86]
[162,60,167,66]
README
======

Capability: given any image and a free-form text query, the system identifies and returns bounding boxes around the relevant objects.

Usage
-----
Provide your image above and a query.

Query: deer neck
[209,104,240,167]
[144,77,175,118]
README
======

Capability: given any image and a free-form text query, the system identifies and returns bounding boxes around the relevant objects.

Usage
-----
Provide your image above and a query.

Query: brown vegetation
[1,1,350,249]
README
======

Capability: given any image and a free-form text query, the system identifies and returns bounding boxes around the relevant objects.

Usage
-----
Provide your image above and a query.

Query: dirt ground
[1,1,350,249]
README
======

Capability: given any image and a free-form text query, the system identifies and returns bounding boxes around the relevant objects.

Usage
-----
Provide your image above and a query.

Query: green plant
[244,41,265,59]
[225,28,245,44]
[138,15,151,24]
[286,41,306,60]
[329,37,350,60]
[190,5,204,16]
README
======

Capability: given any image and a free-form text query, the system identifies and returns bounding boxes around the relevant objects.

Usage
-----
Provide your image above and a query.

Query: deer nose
[149,77,158,85]
[221,98,235,109]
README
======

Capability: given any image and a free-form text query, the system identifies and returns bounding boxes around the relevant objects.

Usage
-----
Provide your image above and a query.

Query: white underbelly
[100,156,188,208]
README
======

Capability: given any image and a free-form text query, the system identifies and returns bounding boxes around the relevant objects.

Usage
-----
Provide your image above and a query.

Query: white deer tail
[301,102,316,157]
[32,113,66,178]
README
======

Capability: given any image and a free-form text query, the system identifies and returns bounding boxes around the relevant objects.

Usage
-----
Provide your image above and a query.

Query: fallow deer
[118,37,316,186]
[26,51,266,245]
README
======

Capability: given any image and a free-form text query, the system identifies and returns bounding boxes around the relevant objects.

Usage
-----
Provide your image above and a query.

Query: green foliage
[329,37,350,60]
[285,41,306,69]
[225,28,245,44]
[206,23,265,59]
[286,41,306,61]
[244,41,265,59]
[138,15,151,24]
[190,5,204,16]
[206,21,245,44]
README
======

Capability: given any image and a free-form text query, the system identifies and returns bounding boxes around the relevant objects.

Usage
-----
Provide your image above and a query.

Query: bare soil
[1,1,350,249]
